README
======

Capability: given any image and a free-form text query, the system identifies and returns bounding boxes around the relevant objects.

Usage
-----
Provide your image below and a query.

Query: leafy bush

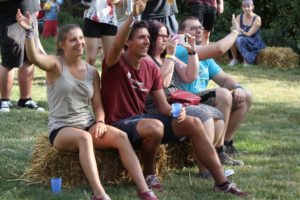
[58,0,84,27]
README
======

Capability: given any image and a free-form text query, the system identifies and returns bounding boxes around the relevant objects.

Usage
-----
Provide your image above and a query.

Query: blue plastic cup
[171,103,182,118]
[50,177,62,194]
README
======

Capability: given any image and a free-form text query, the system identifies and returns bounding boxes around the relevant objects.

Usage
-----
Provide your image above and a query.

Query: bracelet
[165,54,176,62]
[129,13,139,27]
[25,27,34,39]
[96,120,105,124]
[234,84,244,89]
[188,51,196,55]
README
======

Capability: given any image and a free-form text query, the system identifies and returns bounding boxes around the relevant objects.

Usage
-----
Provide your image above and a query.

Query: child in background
[42,0,59,38]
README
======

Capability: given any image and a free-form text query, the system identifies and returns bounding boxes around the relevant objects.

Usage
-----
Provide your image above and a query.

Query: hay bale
[166,139,196,170]
[22,135,169,188]
[257,47,299,68]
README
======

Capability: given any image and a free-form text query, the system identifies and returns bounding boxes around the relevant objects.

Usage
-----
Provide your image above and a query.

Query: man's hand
[16,9,32,30]
[232,88,246,104]
[132,0,148,16]
[231,14,240,33]
[183,33,196,54]
[176,106,186,123]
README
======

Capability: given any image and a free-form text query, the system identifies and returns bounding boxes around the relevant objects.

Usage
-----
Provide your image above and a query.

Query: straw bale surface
[257,47,299,68]
[22,135,170,188]
[166,139,196,170]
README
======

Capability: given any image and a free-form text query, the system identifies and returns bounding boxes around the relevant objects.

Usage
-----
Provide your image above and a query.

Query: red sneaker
[145,175,164,192]
[213,181,249,197]
[138,190,159,200]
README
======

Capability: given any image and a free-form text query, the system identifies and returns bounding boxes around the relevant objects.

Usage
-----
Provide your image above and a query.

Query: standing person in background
[42,0,59,38]
[0,0,44,113]
[82,0,119,66]
[228,0,265,66]
[187,0,224,45]
[141,0,178,34]
[17,9,159,200]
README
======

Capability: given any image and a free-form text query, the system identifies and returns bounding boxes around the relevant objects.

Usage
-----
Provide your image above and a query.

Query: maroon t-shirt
[101,55,163,124]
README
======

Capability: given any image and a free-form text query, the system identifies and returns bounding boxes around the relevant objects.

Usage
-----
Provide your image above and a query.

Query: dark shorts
[188,2,217,31]
[199,89,217,106]
[112,114,185,147]
[48,123,96,145]
[0,15,38,68]
[82,18,118,38]
[199,89,238,111]
[142,14,178,35]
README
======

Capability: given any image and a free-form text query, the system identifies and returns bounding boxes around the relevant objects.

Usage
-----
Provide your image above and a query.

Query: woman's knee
[77,131,94,147]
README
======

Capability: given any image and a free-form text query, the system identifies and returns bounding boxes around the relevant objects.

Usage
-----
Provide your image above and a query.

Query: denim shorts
[112,114,185,147]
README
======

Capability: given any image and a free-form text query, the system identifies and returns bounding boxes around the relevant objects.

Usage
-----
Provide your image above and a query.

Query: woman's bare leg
[53,127,106,198]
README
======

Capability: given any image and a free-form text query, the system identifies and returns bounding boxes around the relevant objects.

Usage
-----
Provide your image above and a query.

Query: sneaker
[213,181,249,197]
[228,59,238,67]
[145,175,164,192]
[18,100,45,112]
[199,169,234,179]
[0,100,11,113]
[92,194,111,200]
[225,144,239,157]
[218,152,244,166]
[138,190,159,200]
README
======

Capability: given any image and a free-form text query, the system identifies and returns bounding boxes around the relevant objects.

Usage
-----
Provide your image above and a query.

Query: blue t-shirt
[44,1,59,21]
[175,45,222,94]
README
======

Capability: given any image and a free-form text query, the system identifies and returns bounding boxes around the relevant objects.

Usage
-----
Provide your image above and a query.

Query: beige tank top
[47,62,95,134]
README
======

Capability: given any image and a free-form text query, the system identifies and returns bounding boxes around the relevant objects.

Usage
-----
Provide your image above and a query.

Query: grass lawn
[0,38,300,199]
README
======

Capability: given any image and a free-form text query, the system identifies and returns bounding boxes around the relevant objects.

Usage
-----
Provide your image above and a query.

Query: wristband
[96,120,105,124]
[165,54,176,62]
[25,27,34,39]
[234,84,244,89]
[129,13,139,27]
[188,50,196,55]
[232,29,239,35]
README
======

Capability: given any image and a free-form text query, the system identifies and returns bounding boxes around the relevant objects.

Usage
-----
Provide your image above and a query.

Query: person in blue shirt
[42,0,59,38]
[175,16,253,158]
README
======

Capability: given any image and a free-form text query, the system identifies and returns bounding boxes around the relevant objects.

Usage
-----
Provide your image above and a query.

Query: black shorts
[48,123,96,145]
[112,114,185,148]
[0,15,38,68]
[188,2,217,31]
[82,18,118,38]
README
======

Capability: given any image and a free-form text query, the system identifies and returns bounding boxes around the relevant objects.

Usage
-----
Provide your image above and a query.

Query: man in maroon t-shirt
[100,2,248,197]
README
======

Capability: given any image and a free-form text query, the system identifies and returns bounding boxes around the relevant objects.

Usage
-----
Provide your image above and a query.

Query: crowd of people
[0,0,266,199]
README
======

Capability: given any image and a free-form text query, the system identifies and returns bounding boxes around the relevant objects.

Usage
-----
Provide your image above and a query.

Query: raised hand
[166,35,178,55]
[183,33,196,53]
[16,9,32,30]
[231,14,240,33]
[132,0,148,16]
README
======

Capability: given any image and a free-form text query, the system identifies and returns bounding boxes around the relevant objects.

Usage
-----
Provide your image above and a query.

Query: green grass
[1,38,300,199]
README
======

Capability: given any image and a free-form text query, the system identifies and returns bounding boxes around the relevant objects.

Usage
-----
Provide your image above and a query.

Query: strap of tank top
[251,15,257,26]
[240,14,244,26]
